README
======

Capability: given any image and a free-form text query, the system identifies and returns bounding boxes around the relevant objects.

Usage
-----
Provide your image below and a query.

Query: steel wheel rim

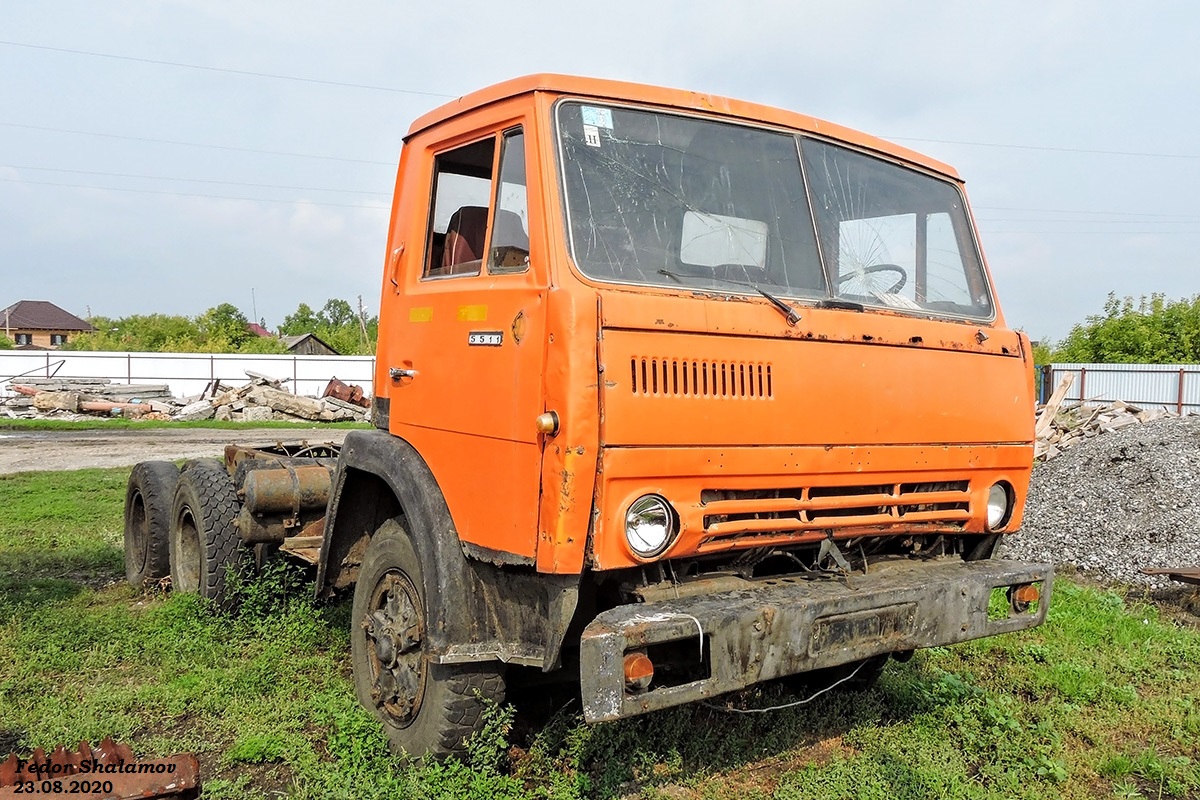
[128,490,148,571]
[173,508,201,593]
[362,568,426,728]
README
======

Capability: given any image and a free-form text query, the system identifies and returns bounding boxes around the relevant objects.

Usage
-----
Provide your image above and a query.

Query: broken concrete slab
[242,406,273,422]
[175,399,216,422]
[248,386,326,421]
[33,391,81,412]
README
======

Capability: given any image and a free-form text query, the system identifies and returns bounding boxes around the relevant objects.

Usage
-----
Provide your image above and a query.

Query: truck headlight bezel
[624,494,678,558]
[986,482,1014,531]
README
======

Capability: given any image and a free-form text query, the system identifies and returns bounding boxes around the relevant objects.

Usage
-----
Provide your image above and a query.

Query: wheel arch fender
[318,430,580,668]
[317,431,465,651]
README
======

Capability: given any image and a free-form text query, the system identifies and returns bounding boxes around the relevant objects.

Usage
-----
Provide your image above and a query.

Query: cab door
[385,123,548,562]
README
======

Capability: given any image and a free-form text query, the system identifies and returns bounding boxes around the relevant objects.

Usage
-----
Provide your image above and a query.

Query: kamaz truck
[122,74,1050,759]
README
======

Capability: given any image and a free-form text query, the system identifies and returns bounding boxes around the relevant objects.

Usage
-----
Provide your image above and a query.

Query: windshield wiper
[658,269,801,327]
[815,298,865,311]
[754,286,802,326]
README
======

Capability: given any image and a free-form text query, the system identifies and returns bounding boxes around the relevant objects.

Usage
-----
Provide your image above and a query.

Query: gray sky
[1,1,1197,342]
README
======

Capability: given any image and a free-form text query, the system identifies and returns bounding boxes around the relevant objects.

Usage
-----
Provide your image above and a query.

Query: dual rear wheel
[167,459,245,610]
[123,461,501,760]
[123,461,179,585]
[122,458,245,610]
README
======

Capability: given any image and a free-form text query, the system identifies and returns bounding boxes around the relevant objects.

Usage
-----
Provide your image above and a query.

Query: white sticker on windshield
[583,124,601,148]
[581,106,613,129]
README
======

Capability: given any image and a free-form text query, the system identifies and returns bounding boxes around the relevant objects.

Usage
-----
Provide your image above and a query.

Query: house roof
[281,333,339,355]
[246,322,273,338]
[1,300,96,332]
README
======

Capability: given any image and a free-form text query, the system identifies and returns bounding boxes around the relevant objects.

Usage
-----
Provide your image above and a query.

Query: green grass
[1,468,1199,799]
[0,418,371,431]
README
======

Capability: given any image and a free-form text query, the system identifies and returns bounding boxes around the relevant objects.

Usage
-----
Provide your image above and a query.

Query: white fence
[1042,363,1200,414]
[0,350,376,399]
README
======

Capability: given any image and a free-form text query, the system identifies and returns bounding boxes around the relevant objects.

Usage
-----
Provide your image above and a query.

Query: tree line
[1036,292,1200,365]
[5,292,1200,364]
[0,299,378,356]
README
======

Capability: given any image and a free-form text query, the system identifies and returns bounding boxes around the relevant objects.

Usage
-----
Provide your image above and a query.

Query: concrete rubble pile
[1,372,370,423]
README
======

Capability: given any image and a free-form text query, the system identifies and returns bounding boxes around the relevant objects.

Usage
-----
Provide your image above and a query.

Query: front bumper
[579,557,1051,722]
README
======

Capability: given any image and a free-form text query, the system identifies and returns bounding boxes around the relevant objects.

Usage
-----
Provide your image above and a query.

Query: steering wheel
[837,263,907,294]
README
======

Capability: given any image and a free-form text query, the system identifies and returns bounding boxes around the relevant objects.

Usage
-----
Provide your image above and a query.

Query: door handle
[389,243,405,291]
[389,367,419,381]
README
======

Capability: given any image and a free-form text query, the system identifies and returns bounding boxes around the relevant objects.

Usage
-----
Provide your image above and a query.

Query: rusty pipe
[80,400,154,413]
[242,466,332,516]
[235,508,325,545]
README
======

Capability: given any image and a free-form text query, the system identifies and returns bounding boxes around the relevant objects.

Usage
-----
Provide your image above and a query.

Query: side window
[424,137,496,278]
[50,334,67,346]
[487,129,530,274]
[15,333,31,345]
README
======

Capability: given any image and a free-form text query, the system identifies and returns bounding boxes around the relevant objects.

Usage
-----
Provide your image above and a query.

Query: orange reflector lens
[623,652,654,692]
[1013,584,1040,605]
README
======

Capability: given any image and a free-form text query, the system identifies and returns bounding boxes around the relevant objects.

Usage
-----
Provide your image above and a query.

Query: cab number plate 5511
[468,331,503,346]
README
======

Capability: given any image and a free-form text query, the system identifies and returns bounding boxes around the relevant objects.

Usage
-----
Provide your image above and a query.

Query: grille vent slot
[698,480,971,547]
[630,357,773,398]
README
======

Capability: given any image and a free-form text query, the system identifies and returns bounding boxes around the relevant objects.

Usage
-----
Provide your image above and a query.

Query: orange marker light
[624,651,654,692]
[1013,584,1040,604]
[1010,583,1040,612]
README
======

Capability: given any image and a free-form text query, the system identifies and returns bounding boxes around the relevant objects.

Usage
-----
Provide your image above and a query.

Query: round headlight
[625,495,676,558]
[986,483,1012,530]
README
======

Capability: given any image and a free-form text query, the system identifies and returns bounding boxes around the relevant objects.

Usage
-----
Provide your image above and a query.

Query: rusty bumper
[579,557,1052,722]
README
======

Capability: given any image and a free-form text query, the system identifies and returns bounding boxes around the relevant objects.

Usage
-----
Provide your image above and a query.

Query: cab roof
[406,73,960,180]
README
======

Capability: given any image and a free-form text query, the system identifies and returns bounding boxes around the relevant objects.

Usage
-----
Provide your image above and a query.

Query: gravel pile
[1001,414,1200,589]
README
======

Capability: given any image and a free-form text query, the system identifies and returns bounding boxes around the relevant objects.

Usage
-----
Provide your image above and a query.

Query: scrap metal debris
[322,377,370,408]
[0,738,199,799]
[1140,566,1200,586]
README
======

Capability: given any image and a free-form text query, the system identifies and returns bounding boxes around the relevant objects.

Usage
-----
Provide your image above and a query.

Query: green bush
[1054,292,1200,363]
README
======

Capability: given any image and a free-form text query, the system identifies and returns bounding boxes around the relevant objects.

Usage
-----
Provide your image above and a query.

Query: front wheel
[350,518,504,760]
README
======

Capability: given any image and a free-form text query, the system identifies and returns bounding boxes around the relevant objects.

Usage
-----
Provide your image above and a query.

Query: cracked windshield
[557,102,993,320]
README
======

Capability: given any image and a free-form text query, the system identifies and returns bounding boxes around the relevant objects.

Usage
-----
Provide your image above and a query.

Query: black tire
[169,458,246,611]
[785,653,890,696]
[123,460,180,586]
[351,518,505,761]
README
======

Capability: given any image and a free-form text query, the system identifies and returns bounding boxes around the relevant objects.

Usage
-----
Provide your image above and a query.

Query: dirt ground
[0,427,351,474]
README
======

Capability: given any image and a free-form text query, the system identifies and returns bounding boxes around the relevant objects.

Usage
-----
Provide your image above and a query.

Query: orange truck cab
[313,74,1051,758]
